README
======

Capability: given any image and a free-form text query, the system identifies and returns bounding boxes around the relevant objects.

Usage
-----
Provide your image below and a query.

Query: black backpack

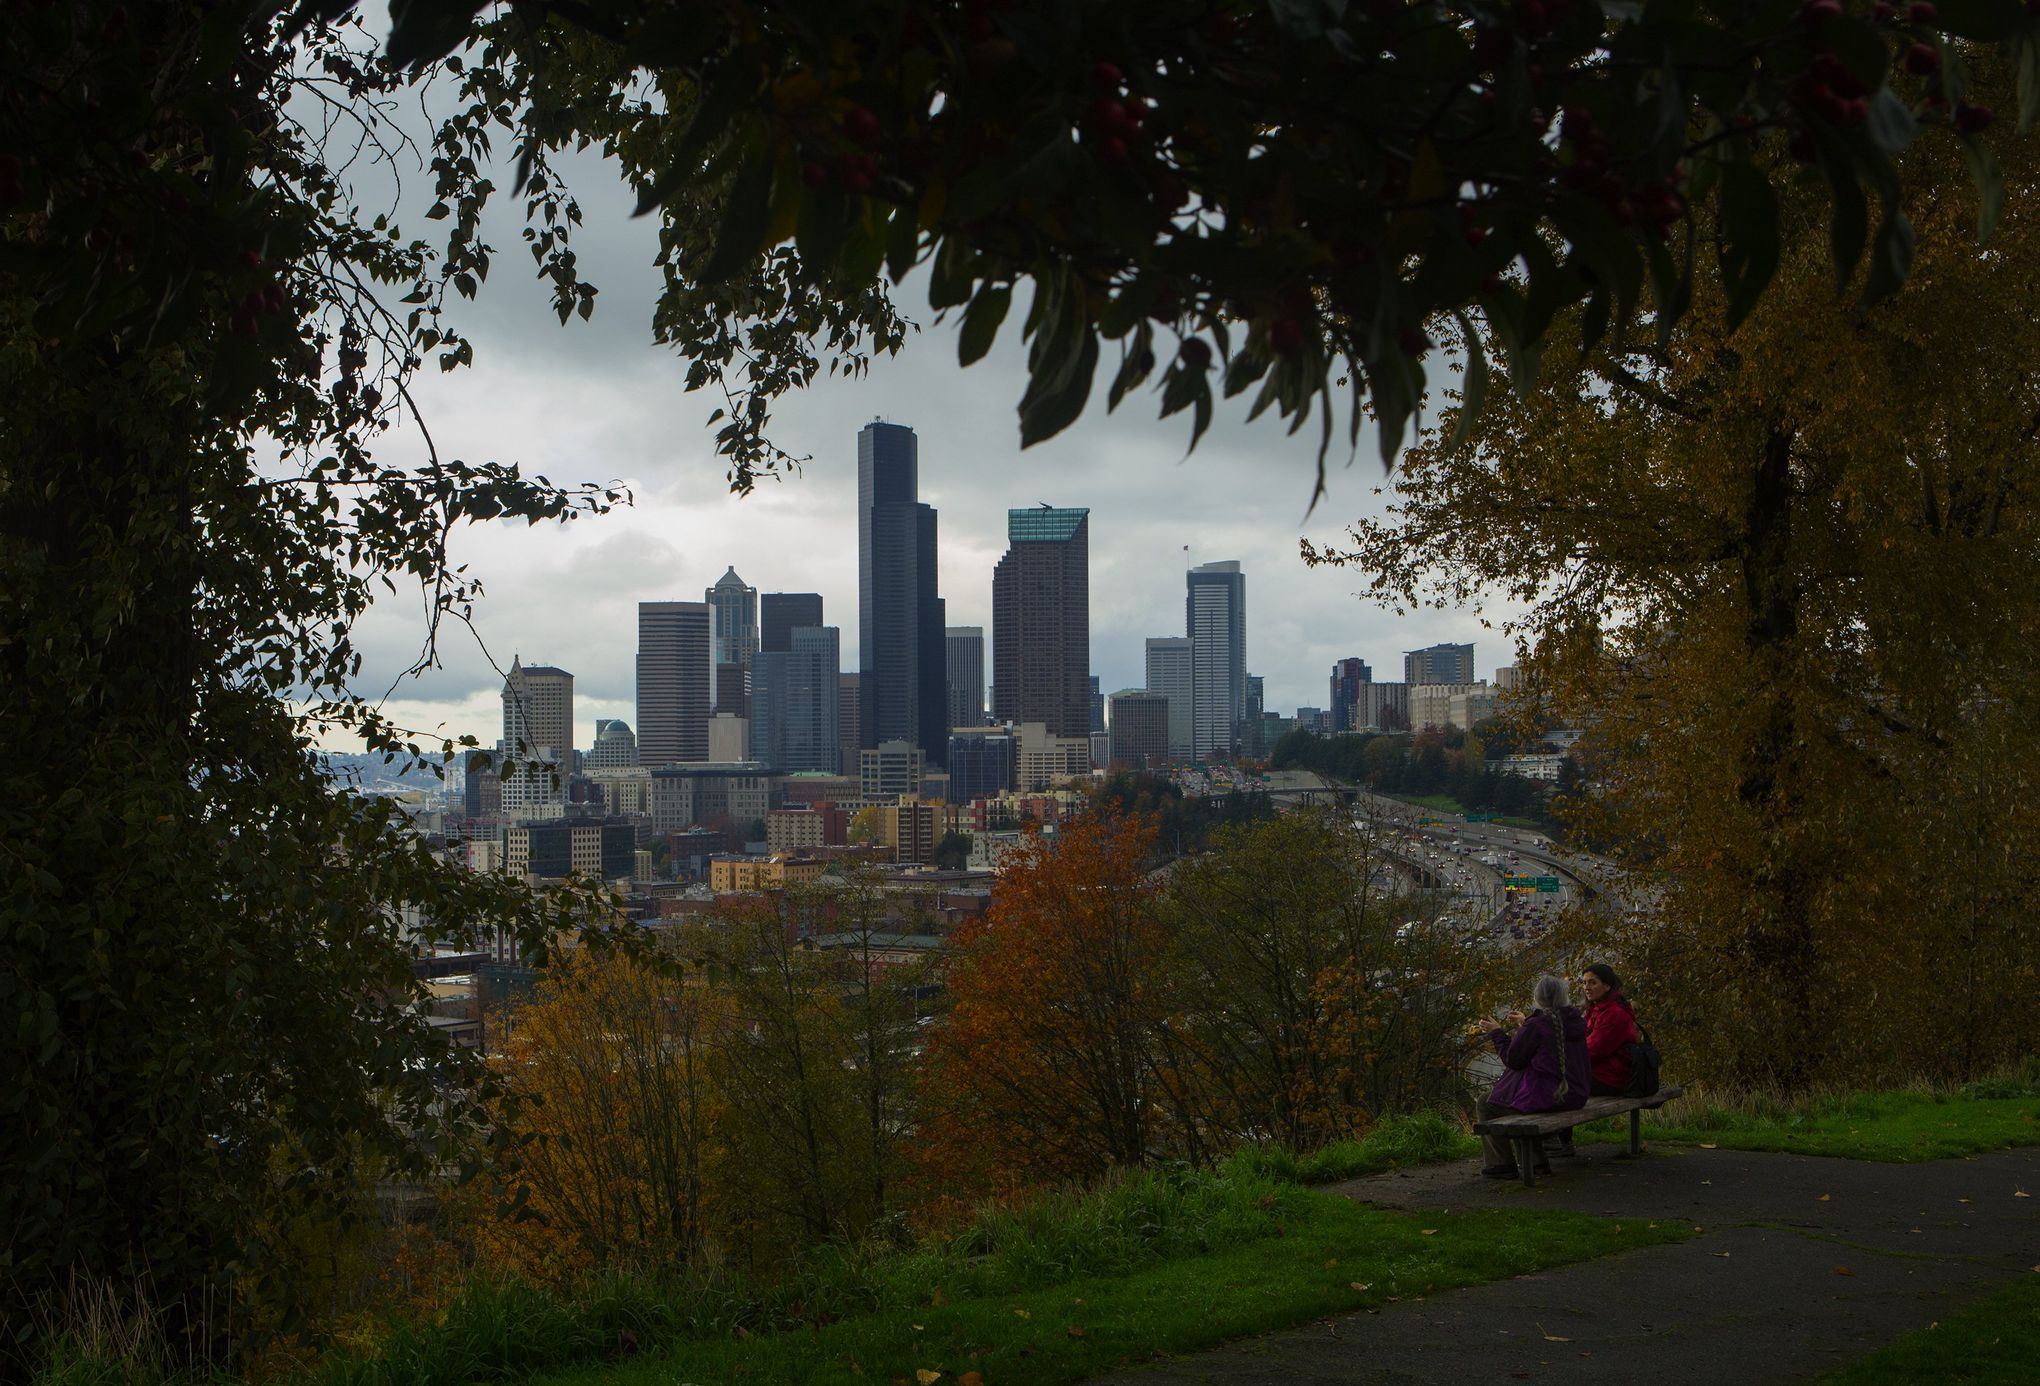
[1623,1025,1663,1099]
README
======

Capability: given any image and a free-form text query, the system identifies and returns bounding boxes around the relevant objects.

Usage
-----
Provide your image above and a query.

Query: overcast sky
[342,115,1509,754]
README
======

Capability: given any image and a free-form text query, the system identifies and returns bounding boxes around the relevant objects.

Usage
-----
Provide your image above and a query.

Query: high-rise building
[637,601,712,765]
[1358,682,1410,731]
[1106,690,1169,770]
[760,592,824,654]
[1186,561,1246,761]
[585,718,638,770]
[502,656,573,760]
[1089,674,1105,733]
[860,739,926,800]
[751,625,841,774]
[1329,657,1372,734]
[1410,682,1497,732]
[1243,673,1265,755]
[946,729,1015,802]
[946,626,985,729]
[1405,641,1475,686]
[991,506,1090,738]
[1144,636,1195,764]
[706,566,758,712]
[837,672,861,777]
[857,421,947,764]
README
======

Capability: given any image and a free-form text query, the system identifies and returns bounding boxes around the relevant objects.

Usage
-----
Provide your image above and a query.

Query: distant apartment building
[946,626,985,729]
[1106,690,1169,771]
[1409,682,1498,732]
[1144,636,1195,763]
[1405,641,1475,687]
[1501,752,1564,782]
[1329,657,1372,733]
[1293,706,1329,735]
[637,601,712,765]
[860,739,926,800]
[1357,681,1410,732]
[766,803,851,854]
[583,766,653,816]
[881,799,941,866]
[709,855,827,892]
[648,763,776,832]
[1014,721,1092,791]
[506,817,636,883]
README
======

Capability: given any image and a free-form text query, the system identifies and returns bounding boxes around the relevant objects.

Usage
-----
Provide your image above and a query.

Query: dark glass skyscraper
[992,506,1090,737]
[760,592,824,654]
[857,421,947,765]
[1187,560,1246,761]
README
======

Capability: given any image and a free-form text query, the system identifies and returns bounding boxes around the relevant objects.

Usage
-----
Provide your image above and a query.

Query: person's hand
[1506,1010,1526,1026]
[1477,1016,1501,1033]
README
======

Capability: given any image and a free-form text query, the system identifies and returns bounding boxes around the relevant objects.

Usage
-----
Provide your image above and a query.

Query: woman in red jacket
[1580,963,1638,1096]
[1545,963,1640,1159]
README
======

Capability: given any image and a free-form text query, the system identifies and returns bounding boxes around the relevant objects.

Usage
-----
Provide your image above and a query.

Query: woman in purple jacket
[1475,974,1591,1179]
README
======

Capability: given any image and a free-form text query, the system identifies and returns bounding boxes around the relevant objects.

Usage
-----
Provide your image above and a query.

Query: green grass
[1387,793,1467,815]
[1577,1079,2040,1162]
[533,1201,1687,1386]
[1824,1272,2040,1384]
[1232,1110,1480,1185]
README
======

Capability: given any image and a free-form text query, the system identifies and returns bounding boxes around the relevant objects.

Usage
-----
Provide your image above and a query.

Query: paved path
[1089,1142,2040,1385]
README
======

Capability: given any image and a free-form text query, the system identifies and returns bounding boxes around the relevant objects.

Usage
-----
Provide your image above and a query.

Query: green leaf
[1864,89,1919,156]
[696,146,777,287]
[1718,162,1779,332]
[1860,208,1916,306]
[1959,136,2005,243]
[385,0,487,70]
[1440,311,1488,459]
[958,281,1012,368]
[1018,327,1099,448]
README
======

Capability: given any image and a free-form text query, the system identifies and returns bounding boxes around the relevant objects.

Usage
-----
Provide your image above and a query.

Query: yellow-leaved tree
[1310,86,2040,1089]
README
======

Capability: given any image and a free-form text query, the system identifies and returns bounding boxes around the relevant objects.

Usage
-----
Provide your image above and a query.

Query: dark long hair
[1583,962,1622,995]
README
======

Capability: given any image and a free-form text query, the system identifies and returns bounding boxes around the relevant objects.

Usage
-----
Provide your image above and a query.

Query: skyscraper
[1186,561,1246,761]
[637,601,712,765]
[760,592,824,654]
[857,421,947,764]
[991,506,1090,738]
[945,626,985,729]
[706,566,758,712]
[1144,636,1195,764]
[1089,673,1105,733]
[1405,641,1475,686]
[585,718,639,770]
[1330,657,1372,734]
[750,625,841,774]
[501,656,573,761]
[1106,690,1169,771]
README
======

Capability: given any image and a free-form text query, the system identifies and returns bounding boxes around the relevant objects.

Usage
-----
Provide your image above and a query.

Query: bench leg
[1517,1137,1538,1187]
[1629,1108,1642,1156]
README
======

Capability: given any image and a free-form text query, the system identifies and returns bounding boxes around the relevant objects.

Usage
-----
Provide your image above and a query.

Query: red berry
[230,313,258,337]
[842,106,882,148]
[239,249,263,268]
[1872,0,1895,19]
[1481,270,1504,292]
[1098,135,1129,164]
[1902,43,1939,75]
[1800,0,1842,19]
[1955,102,1994,133]
[1090,61,1124,92]
[1398,327,1430,356]
[1268,318,1304,355]
[0,154,21,180]
[262,283,287,312]
[1179,337,1212,370]
[801,161,829,189]
[1842,96,1868,125]
[1088,98,1134,137]
[1907,1,1936,21]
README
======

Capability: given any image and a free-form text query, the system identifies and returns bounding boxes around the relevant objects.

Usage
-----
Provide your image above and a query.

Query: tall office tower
[857,420,947,763]
[501,656,573,760]
[1186,560,1246,761]
[636,601,712,765]
[1329,657,1373,734]
[1089,674,1105,733]
[585,718,639,770]
[1405,641,1475,686]
[945,626,985,729]
[760,592,824,654]
[837,672,861,777]
[1106,690,1169,771]
[750,625,841,774]
[1144,636,1195,764]
[991,506,1090,737]
[706,566,758,711]
[946,728,1015,801]
[1243,674,1264,753]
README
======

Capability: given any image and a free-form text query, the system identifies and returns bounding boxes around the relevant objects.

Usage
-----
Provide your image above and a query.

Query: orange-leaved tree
[918,816,1206,1198]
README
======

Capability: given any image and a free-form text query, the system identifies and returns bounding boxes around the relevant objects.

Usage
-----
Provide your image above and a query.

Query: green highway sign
[1465,813,1496,822]
[1504,875,1564,893]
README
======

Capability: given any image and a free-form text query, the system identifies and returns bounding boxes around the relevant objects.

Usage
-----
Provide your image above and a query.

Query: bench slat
[1472,1085,1685,1136]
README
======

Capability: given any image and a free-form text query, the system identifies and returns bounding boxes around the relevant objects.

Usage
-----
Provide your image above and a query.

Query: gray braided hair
[1533,974,1571,1102]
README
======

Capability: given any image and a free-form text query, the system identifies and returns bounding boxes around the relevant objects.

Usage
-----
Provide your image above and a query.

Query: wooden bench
[1473,1086,1685,1187]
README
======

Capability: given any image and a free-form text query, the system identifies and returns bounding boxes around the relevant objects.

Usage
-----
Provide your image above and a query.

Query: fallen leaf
[912,1324,924,1332]
[2016,1190,2031,1198]
[1818,1193,1831,1201]
[1421,1228,1438,1236]
[850,1358,863,1377]
[960,1375,984,1386]
[1699,1142,1718,1149]
[1538,1324,1571,1342]
[1701,1180,1712,1186]
[1614,1225,1622,1233]
[930,1289,946,1305]
[1959,1198,1972,1204]
[1713,1251,1732,1258]
[1834,1267,1854,1277]
[1323,1258,1340,1268]
[916,1372,942,1386]
[1011,1308,1031,1319]
[1350,1282,1372,1292]
[1066,1326,1086,1339]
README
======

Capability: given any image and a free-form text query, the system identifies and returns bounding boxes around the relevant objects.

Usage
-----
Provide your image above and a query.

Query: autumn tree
[1310,81,2040,1087]
[920,817,1204,1194]
[470,945,718,1280]
[1168,810,1504,1152]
